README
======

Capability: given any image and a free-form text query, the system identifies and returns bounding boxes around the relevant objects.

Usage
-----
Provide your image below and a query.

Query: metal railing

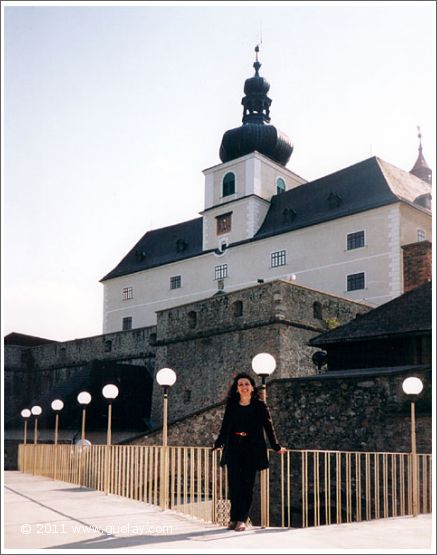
[18,444,431,527]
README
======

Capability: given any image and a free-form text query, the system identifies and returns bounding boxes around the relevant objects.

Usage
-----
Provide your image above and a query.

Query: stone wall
[151,280,369,425]
[128,366,431,455]
[4,326,157,428]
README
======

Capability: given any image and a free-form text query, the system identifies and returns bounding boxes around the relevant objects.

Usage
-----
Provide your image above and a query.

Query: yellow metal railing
[18,445,431,527]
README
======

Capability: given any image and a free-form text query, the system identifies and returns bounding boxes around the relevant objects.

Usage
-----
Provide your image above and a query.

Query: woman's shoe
[227,521,237,530]
[234,521,246,531]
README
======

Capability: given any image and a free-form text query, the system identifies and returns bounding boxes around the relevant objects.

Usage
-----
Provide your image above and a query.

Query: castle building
[99,47,431,333]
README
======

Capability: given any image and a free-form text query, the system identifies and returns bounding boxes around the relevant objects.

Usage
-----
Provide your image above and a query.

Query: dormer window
[282,207,296,223]
[216,212,232,235]
[415,193,432,210]
[276,177,286,194]
[135,249,146,261]
[328,192,342,209]
[176,239,188,253]
[223,172,235,197]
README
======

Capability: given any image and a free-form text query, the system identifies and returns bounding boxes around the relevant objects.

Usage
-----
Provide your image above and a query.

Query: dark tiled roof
[310,281,432,346]
[255,157,431,239]
[4,332,57,346]
[101,157,431,281]
[101,218,204,281]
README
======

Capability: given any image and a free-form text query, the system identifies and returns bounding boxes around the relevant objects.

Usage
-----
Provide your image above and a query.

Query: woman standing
[213,372,285,531]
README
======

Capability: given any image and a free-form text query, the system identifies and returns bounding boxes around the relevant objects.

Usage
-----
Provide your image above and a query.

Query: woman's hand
[276,446,287,455]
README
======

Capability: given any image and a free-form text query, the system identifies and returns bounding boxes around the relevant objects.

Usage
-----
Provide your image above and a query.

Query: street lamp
[102,384,119,446]
[21,409,31,445]
[252,352,276,400]
[402,376,423,517]
[77,391,92,444]
[156,368,176,510]
[51,400,64,446]
[251,353,277,528]
[51,400,64,481]
[102,384,119,495]
[156,368,177,447]
[31,405,42,445]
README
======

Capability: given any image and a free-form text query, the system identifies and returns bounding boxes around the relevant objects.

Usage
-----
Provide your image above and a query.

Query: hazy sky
[3,1,435,341]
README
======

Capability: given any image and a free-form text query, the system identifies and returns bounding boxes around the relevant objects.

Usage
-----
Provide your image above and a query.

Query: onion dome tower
[219,46,293,167]
[410,126,432,184]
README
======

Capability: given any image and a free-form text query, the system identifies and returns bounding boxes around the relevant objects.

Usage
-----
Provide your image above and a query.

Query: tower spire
[219,46,293,167]
[410,126,432,184]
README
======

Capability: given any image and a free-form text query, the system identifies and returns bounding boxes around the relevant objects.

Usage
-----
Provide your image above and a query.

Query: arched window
[276,177,286,194]
[313,301,323,320]
[187,311,197,329]
[223,172,235,197]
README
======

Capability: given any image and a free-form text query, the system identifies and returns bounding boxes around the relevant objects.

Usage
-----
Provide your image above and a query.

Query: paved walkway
[3,471,434,552]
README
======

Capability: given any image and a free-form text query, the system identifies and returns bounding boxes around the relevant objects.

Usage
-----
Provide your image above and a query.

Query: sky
[2,0,436,341]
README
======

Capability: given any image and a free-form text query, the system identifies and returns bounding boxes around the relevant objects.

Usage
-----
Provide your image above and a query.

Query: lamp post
[31,406,42,476]
[31,405,42,445]
[20,409,31,473]
[402,377,423,517]
[51,400,64,446]
[51,400,64,481]
[77,391,92,487]
[251,353,276,528]
[21,409,31,445]
[102,385,119,446]
[77,391,92,444]
[156,368,177,509]
[252,352,276,401]
[102,384,119,495]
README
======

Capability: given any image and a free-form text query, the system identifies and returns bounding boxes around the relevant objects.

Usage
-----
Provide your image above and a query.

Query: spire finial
[410,125,432,184]
[417,125,423,153]
[253,44,261,76]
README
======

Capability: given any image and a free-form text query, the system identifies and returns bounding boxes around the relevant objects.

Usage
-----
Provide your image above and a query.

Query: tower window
[215,264,228,280]
[417,229,426,242]
[222,172,235,197]
[122,317,132,331]
[170,275,182,289]
[276,177,286,194]
[271,250,286,268]
[347,272,365,291]
[122,287,133,300]
[216,213,232,235]
[347,231,365,250]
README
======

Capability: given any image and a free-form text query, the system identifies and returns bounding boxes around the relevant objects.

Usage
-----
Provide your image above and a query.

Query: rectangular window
[122,287,133,300]
[417,229,426,242]
[215,264,228,280]
[122,317,132,331]
[170,275,182,289]
[271,250,286,268]
[216,213,232,235]
[347,231,365,250]
[347,272,365,291]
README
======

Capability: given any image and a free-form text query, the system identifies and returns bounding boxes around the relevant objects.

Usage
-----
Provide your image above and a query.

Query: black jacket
[214,398,281,471]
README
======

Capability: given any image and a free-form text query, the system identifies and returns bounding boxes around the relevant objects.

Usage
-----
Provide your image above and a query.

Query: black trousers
[227,439,258,522]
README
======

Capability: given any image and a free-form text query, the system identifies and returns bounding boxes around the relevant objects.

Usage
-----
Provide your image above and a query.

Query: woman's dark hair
[226,372,258,406]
